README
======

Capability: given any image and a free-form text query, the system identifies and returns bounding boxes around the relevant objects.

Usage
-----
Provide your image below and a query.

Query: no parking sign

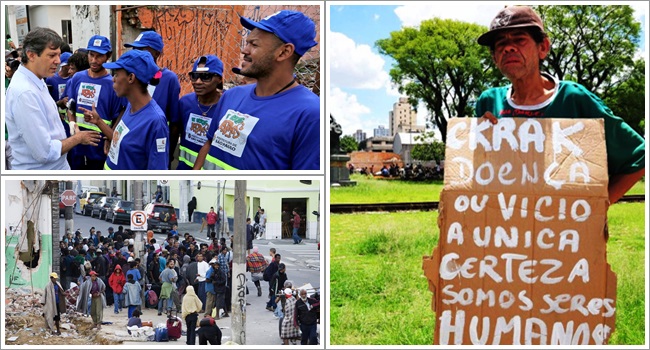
[131,210,148,231]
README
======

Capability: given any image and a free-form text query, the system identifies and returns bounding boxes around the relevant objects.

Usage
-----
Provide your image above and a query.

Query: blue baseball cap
[192,55,224,76]
[124,31,164,53]
[240,10,317,56]
[60,52,72,66]
[86,35,112,55]
[103,50,160,84]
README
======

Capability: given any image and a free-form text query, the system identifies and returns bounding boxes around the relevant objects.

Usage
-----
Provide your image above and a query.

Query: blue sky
[328,2,648,138]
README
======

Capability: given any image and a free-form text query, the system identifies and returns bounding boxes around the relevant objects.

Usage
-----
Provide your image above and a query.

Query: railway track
[330,194,646,213]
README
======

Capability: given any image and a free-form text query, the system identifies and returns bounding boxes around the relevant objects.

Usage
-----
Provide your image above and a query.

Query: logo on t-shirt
[186,113,211,146]
[212,109,259,157]
[77,82,102,107]
[109,121,129,165]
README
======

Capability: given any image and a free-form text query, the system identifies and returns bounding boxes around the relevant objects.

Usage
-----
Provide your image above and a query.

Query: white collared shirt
[6,65,69,170]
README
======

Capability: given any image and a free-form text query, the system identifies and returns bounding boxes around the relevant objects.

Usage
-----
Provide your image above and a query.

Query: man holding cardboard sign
[423,6,644,346]
[474,6,645,203]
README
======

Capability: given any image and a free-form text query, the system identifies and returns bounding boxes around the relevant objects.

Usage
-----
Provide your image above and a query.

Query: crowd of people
[47,221,319,345]
[5,9,320,171]
[348,162,444,181]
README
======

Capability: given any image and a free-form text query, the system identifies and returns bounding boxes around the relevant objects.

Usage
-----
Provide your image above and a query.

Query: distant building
[360,136,394,153]
[373,125,390,137]
[389,97,418,136]
[353,129,367,143]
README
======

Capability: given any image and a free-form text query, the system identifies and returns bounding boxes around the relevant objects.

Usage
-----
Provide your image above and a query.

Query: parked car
[81,191,106,216]
[144,202,178,234]
[105,200,134,224]
[91,196,119,219]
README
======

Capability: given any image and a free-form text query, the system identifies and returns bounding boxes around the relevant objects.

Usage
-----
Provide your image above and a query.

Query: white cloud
[329,87,373,135]
[374,14,380,21]
[394,2,507,28]
[329,31,391,89]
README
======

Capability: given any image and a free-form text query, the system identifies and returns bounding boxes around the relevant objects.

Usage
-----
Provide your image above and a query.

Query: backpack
[146,289,158,308]
[262,265,272,282]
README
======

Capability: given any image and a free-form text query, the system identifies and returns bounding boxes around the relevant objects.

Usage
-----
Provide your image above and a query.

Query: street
[58,213,321,345]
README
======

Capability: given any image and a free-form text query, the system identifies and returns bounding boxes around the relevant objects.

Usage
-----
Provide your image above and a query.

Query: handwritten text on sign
[423,118,616,345]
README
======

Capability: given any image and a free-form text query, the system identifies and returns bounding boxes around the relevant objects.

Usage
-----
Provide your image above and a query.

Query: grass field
[330,175,645,204]
[329,179,647,345]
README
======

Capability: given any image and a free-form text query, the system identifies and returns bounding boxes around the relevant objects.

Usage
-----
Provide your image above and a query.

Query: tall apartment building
[373,125,390,137]
[389,97,418,136]
[353,129,367,143]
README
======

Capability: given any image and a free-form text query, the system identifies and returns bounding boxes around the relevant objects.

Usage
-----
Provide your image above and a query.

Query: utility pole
[133,180,144,258]
[64,181,74,236]
[232,180,247,344]
[50,180,60,278]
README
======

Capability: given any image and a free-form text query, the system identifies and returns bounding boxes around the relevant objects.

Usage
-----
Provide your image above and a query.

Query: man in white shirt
[195,253,210,311]
[5,27,100,170]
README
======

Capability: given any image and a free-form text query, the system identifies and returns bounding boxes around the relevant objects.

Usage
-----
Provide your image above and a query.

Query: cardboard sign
[423,118,616,345]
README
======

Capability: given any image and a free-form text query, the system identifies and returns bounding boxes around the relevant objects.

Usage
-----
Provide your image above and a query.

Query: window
[61,20,72,45]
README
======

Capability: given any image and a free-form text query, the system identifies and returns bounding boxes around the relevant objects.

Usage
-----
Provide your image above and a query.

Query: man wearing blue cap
[5,27,101,170]
[177,55,225,170]
[46,51,72,116]
[64,35,127,170]
[80,50,168,170]
[123,31,181,169]
[194,10,320,170]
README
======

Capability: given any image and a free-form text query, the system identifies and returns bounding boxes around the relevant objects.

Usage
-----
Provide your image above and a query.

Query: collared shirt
[5,65,69,170]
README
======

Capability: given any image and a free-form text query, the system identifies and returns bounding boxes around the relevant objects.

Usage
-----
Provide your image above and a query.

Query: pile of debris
[4,287,118,345]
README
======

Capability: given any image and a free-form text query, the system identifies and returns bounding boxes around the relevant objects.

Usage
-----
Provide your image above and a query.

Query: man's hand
[76,130,101,147]
[480,111,498,124]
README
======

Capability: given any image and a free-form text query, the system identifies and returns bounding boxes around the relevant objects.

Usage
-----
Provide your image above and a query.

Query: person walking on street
[269,263,288,313]
[84,271,106,329]
[295,288,320,345]
[206,207,218,238]
[291,209,302,244]
[212,260,229,319]
[41,272,67,335]
[246,246,268,297]
[264,253,281,311]
[279,288,300,345]
[182,285,203,345]
[204,259,218,316]
[108,265,126,314]
[246,218,254,255]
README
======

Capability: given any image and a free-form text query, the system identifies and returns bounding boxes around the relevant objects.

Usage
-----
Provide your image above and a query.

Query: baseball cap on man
[50,272,59,279]
[240,10,317,56]
[477,6,546,47]
[87,35,112,54]
[103,50,160,84]
[124,31,164,52]
[60,52,72,66]
[192,55,224,76]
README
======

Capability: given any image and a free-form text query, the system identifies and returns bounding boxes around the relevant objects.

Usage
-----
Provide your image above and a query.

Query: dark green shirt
[475,74,645,176]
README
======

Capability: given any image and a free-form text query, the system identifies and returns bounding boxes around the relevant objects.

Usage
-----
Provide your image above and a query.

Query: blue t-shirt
[45,73,70,111]
[104,100,169,170]
[64,70,126,161]
[203,84,320,170]
[176,92,219,170]
[149,68,181,124]
[126,268,141,282]
[205,267,215,294]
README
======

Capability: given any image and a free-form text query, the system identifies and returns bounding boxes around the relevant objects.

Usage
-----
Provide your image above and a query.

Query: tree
[377,18,503,142]
[604,58,645,136]
[340,135,359,154]
[411,132,446,163]
[535,5,641,99]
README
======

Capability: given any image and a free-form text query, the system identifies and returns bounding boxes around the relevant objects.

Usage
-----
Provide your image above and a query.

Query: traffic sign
[131,210,148,231]
[61,190,76,207]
